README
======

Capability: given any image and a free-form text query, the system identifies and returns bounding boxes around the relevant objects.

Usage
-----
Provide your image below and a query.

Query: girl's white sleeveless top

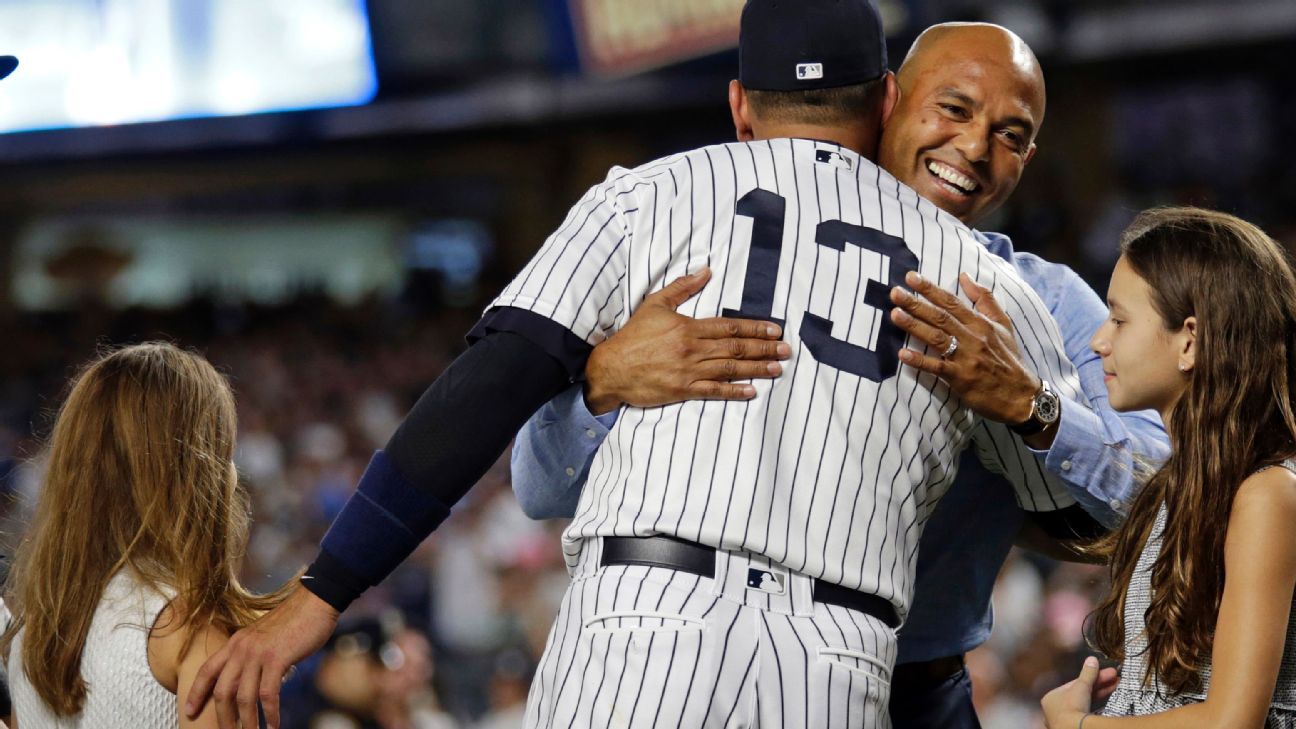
[8,570,179,728]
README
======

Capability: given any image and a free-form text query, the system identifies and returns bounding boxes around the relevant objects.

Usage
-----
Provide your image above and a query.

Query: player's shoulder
[1010,249,1077,280]
[960,237,1048,318]
[1011,250,1111,318]
[588,147,704,204]
[613,142,739,181]
[963,230,1082,290]
[1008,250,1089,292]
[598,141,783,203]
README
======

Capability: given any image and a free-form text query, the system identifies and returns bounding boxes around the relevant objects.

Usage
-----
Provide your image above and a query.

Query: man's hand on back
[583,267,791,414]
[185,583,340,729]
[888,272,1042,427]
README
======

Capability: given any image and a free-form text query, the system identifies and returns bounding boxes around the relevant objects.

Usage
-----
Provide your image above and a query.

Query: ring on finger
[940,335,959,360]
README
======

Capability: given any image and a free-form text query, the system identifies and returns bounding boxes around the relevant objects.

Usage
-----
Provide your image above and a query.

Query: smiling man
[510,23,1169,728]
[882,23,1044,224]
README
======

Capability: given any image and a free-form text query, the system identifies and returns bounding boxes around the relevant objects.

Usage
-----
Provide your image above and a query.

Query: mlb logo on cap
[739,0,886,92]
[796,63,824,80]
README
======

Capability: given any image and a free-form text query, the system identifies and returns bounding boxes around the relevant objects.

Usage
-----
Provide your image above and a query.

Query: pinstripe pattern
[487,139,1082,627]
[525,546,894,729]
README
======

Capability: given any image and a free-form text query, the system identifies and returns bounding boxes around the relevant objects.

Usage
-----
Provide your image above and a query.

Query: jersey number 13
[722,188,918,384]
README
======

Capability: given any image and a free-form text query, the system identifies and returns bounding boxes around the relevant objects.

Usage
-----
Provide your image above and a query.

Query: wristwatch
[1009,380,1061,436]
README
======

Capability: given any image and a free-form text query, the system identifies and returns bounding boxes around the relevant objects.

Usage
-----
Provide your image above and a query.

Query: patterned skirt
[1103,686,1296,727]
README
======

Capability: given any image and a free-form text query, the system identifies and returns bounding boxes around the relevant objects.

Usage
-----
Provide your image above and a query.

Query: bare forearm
[583,344,626,415]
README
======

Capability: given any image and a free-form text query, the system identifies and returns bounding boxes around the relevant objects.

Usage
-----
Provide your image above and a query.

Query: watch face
[1036,390,1061,424]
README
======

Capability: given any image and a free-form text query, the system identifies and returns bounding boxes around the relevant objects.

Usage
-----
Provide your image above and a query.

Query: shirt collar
[974,230,1015,262]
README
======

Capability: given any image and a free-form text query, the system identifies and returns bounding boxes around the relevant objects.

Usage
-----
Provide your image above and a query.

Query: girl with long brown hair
[1,342,290,728]
[1041,207,1296,728]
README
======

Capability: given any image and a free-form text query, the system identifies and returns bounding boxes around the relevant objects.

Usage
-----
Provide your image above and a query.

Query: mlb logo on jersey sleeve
[796,63,824,80]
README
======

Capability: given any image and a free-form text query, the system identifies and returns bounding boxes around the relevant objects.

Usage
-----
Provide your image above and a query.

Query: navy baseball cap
[0,57,17,81]
[739,0,887,91]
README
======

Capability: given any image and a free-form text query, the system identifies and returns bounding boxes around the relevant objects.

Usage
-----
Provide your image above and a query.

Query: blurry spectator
[471,648,532,729]
[969,551,1108,727]
[283,614,457,729]
[430,470,556,719]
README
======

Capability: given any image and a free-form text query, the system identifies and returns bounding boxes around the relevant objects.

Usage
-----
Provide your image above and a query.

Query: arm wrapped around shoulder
[305,330,576,611]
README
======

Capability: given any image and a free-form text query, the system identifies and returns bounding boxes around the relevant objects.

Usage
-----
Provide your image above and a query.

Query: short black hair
[746,76,887,126]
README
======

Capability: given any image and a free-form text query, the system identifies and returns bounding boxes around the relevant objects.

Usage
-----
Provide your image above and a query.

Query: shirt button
[585,429,597,439]
[1109,498,1122,510]
[1060,460,1073,471]
[566,467,577,477]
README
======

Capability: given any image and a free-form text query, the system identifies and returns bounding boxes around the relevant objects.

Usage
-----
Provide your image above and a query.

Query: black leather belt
[892,654,966,690]
[601,535,900,629]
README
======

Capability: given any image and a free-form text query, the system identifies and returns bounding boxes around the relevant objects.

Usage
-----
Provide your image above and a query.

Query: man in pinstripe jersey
[184,5,1090,728]
[511,23,1166,729]
[481,5,1089,726]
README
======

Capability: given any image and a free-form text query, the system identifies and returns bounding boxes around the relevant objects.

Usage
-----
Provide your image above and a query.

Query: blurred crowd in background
[0,294,559,728]
[0,1,1293,727]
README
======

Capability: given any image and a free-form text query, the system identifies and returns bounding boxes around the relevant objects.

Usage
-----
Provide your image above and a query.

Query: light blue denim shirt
[509,230,1169,664]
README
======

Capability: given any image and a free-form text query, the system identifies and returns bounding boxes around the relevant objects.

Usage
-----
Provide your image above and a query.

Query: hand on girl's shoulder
[147,600,230,728]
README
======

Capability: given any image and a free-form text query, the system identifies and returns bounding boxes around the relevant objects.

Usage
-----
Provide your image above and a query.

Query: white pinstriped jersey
[488,138,1083,621]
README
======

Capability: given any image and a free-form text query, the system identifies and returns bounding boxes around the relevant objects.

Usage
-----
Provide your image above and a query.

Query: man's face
[878,49,1041,225]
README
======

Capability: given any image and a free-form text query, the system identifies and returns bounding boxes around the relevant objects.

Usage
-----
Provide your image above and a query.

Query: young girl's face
[1090,255,1192,417]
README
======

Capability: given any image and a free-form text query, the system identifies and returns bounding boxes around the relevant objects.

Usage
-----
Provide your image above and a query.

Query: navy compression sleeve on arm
[304,328,583,611]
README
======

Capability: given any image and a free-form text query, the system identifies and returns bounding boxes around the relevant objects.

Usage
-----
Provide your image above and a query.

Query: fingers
[185,645,230,717]
[1077,656,1100,688]
[686,381,758,401]
[889,306,959,355]
[696,358,783,382]
[211,651,243,729]
[889,281,972,343]
[1094,667,1120,703]
[648,268,712,310]
[680,360,784,402]
[959,273,1011,327]
[237,661,262,729]
[700,336,791,363]
[692,316,783,342]
[897,347,952,380]
[260,662,285,729]
[958,271,986,300]
[903,271,977,326]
